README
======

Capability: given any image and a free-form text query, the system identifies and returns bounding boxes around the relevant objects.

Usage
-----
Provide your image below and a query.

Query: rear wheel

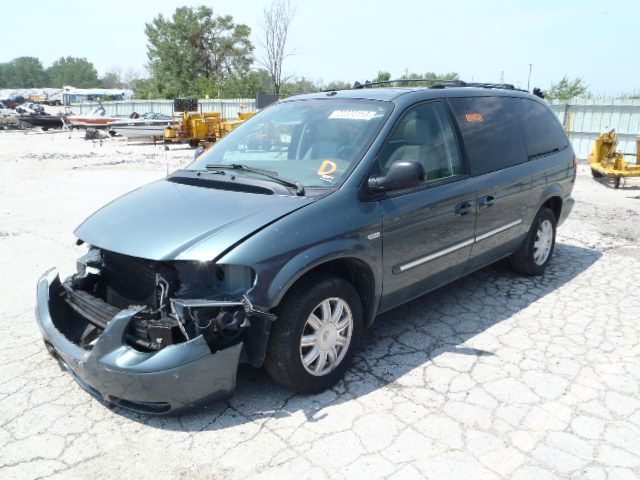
[510,208,556,276]
[265,274,363,393]
[591,168,604,178]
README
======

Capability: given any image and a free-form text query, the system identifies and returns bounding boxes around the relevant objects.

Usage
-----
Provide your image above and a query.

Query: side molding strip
[398,238,475,272]
[396,219,523,273]
[475,219,522,242]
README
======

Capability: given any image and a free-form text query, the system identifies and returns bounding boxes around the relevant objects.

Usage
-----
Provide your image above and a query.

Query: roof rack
[351,79,528,93]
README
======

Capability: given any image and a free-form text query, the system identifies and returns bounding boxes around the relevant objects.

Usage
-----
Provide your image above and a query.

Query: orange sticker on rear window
[465,113,484,122]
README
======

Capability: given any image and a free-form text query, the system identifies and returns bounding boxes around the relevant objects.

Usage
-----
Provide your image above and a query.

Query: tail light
[572,153,577,176]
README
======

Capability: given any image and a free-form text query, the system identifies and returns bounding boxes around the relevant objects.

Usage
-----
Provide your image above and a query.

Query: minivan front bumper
[35,269,242,414]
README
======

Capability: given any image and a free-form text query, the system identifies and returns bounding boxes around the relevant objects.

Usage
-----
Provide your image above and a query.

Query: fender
[537,182,564,210]
[217,187,384,318]
[265,238,381,313]
[523,181,565,229]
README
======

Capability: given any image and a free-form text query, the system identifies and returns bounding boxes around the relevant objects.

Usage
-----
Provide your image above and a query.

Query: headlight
[215,264,256,294]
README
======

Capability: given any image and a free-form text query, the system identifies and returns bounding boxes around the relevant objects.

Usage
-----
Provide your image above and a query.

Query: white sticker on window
[328,110,377,120]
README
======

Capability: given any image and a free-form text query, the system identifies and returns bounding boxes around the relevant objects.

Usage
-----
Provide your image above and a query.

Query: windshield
[188,99,391,188]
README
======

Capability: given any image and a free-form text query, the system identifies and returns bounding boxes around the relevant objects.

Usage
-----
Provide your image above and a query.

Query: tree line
[0,2,600,101]
[0,56,116,90]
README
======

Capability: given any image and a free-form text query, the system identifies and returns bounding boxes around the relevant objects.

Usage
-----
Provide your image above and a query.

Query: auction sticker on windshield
[329,110,377,120]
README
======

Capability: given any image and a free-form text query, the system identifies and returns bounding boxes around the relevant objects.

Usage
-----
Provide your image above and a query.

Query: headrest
[403,117,433,145]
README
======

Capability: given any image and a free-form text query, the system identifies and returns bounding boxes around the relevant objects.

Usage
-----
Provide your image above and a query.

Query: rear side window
[448,96,526,176]
[519,99,568,158]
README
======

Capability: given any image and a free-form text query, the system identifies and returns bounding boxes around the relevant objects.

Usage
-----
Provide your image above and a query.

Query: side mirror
[368,160,426,193]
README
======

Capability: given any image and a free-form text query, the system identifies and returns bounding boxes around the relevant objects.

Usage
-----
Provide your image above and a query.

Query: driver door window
[379,102,462,183]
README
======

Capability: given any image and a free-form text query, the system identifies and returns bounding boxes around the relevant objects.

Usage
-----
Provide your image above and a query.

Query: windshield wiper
[205,163,305,196]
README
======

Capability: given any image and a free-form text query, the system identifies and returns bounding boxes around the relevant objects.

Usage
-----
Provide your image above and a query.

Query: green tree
[423,72,459,81]
[397,71,460,86]
[46,57,99,88]
[324,80,352,91]
[0,57,47,88]
[100,68,124,89]
[132,77,160,99]
[220,69,273,98]
[280,77,319,96]
[374,71,391,83]
[546,76,590,100]
[145,6,254,98]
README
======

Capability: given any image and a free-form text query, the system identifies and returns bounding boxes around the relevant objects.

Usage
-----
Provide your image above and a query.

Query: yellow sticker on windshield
[318,160,337,175]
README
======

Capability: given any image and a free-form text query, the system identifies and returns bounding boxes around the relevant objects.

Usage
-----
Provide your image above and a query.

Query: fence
[67,98,256,120]
[548,98,640,159]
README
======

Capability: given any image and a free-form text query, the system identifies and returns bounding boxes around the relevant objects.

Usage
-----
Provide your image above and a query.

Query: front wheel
[265,274,363,393]
[510,208,557,276]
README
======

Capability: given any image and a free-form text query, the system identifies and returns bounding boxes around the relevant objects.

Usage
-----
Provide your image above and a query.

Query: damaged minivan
[36,82,575,413]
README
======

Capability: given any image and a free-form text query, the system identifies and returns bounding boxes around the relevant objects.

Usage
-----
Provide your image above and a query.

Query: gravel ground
[1,129,640,480]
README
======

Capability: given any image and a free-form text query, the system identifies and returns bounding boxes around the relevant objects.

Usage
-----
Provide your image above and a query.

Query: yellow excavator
[163,98,256,148]
[589,130,640,188]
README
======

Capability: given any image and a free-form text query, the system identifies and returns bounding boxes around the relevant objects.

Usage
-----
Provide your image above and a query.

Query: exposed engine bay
[62,246,270,354]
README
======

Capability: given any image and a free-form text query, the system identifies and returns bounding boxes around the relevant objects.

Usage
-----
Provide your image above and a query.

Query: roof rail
[352,79,463,89]
[351,79,528,93]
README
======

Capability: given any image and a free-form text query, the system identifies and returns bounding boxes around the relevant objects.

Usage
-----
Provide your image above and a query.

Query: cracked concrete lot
[1,130,640,480]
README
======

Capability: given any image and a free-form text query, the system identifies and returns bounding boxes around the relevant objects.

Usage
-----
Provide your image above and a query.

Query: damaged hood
[75,177,315,261]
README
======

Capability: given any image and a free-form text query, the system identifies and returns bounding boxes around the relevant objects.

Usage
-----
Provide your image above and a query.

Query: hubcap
[300,297,353,376]
[533,219,554,265]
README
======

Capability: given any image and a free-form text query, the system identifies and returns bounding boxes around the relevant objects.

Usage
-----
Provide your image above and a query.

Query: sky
[1,0,637,95]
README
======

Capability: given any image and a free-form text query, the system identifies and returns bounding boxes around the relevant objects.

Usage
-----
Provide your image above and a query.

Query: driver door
[377,101,478,312]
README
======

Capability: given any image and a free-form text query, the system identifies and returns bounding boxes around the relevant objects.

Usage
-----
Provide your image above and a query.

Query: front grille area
[101,251,179,310]
[62,249,222,351]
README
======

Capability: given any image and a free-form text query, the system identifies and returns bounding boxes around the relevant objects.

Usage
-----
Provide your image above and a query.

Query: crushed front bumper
[35,269,242,414]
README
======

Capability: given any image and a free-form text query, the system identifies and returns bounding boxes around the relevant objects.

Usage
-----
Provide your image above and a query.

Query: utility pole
[500,71,504,83]
[527,63,533,91]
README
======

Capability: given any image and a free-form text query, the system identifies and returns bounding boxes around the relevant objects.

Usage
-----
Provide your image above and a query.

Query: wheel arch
[268,248,381,328]
[542,195,562,222]
[537,183,564,222]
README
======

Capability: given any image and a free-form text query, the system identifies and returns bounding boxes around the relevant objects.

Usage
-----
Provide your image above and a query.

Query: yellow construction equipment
[588,130,640,188]
[164,110,256,148]
[220,111,257,137]
[164,111,223,148]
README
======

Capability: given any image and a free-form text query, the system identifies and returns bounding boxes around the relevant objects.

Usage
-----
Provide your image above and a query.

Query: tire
[510,208,557,276]
[591,168,604,178]
[265,273,363,393]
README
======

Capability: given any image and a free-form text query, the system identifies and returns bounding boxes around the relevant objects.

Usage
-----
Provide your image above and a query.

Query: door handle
[455,201,474,216]
[479,195,495,208]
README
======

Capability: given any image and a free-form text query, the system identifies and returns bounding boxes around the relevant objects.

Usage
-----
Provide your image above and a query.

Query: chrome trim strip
[398,238,475,272]
[396,218,523,273]
[475,219,522,242]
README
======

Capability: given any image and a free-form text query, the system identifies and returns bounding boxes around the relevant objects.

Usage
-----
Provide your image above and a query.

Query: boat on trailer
[67,106,131,129]
[18,114,66,130]
[108,112,173,140]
